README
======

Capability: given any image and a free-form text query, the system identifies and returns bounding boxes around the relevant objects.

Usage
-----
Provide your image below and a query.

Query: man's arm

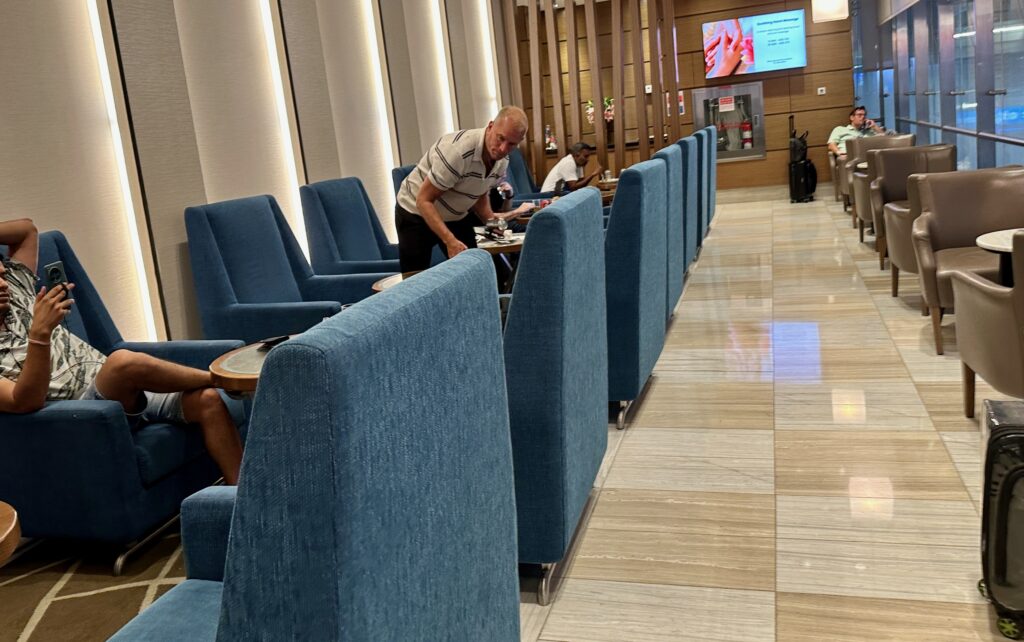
[0,284,76,413]
[828,142,841,156]
[567,165,603,191]
[416,179,469,259]
[0,219,38,273]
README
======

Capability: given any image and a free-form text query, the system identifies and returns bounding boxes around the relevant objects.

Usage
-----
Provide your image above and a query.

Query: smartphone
[43,261,68,293]
[256,335,289,351]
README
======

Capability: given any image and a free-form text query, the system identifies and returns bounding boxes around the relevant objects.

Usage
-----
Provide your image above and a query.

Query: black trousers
[395,205,478,273]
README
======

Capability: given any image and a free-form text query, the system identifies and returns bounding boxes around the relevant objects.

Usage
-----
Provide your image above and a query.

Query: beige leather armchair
[874,144,956,280]
[912,167,1024,354]
[828,151,842,202]
[846,134,916,230]
[952,231,1024,417]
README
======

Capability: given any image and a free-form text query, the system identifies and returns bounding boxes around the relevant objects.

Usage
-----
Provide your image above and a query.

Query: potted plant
[585,97,614,138]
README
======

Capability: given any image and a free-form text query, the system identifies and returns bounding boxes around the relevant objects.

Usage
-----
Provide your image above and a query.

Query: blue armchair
[507,148,556,202]
[0,232,243,560]
[392,164,414,195]
[654,145,684,320]
[503,189,607,604]
[110,251,520,641]
[704,125,718,224]
[693,128,710,241]
[605,160,668,428]
[185,195,389,344]
[299,177,400,275]
[677,136,700,269]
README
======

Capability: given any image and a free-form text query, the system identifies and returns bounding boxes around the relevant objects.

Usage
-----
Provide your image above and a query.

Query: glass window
[855,71,882,127]
[882,68,895,130]
[958,134,977,169]
[994,0,1024,141]
[954,0,976,132]
[907,11,917,124]
[927,1,942,143]
[997,142,1024,165]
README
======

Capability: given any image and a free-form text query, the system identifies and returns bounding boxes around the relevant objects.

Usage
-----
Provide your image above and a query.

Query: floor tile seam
[775,533,980,550]
[770,203,780,642]
[547,574,778,597]
[581,525,776,541]
[833,215,979,507]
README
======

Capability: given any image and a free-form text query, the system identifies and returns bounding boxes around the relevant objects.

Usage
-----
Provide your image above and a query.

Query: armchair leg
[963,362,976,418]
[930,307,944,355]
[114,514,180,576]
[891,265,900,297]
[878,237,887,270]
[922,299,929,316]
[858,219,865,243]
[532,489,598,606]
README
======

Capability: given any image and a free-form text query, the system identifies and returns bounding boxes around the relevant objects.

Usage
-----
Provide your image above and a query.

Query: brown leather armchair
[952,231,1024,417]
[912,167,1024,354]
[847,134,916,230]
[873,144,956,280]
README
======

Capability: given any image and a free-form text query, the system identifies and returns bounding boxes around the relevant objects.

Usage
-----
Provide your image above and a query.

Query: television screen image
[702,9,807,79]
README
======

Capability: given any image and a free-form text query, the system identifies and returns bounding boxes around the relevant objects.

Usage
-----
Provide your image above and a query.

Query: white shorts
[78,380,186,427]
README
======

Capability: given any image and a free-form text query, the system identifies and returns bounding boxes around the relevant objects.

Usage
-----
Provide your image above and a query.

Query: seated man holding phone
[827,105,885,158]
[0,218,243,484]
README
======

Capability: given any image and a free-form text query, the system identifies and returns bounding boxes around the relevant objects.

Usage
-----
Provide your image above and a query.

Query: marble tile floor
[2,184,1007,640]
[526,187,1004,641]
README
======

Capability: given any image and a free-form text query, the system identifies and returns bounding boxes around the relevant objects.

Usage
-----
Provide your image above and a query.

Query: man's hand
[29,283,74,341]
[501,203,535,218]
[445,238,468,259]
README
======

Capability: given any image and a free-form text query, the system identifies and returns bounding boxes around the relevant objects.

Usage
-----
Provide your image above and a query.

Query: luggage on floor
[788,114,816,203]
[981,400,1024,639]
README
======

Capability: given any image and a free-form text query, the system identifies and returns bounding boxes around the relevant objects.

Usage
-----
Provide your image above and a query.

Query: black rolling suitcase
[981,400,1024,639]
[788,114,816,203]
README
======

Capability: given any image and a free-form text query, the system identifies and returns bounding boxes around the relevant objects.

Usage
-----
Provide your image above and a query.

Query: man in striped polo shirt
[395,106,534,272]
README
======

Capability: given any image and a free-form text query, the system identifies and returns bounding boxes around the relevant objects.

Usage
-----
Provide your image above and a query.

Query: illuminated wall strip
[430,0,456,131]
[86,0,158,341]
[259,0,308,257]
[365,0,397,215]
[479,0,500,117]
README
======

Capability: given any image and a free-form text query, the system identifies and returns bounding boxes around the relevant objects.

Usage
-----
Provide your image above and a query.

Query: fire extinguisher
[740,118,753,149]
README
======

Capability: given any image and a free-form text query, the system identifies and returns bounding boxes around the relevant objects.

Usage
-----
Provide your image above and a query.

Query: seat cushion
[109,580,221,641]
[935,246,1000,307]
[133,422,208,487]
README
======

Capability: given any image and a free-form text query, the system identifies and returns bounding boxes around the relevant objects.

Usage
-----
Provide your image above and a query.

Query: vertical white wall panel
[173,0,304,239]
[402,0,457,145]
[0,1,147,339]
[447,0,502,128]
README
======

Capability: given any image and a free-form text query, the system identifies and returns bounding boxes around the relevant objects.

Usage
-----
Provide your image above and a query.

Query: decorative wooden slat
[611,0,625,172]
[647,0,665,151]
[564,0,581,144]
[527,0,544,176]
[660,0,681,142]
[501,0,523,108]
[629,0,649,159]
[583,0,606,167]
[543,0,566,156]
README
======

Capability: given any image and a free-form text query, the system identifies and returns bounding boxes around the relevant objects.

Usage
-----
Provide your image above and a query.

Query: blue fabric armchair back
[392,164,414,196]
[605,160,668,402]
[300,178,389,265]
[677,137,700,268]
[35,231,122,354]
[693,128,709,240]
[704,125,718,222]
[654,145,684,319]
[507,148,541,195]
[504,189,607,564]
[186,195,313,306]
[217,251,520,640]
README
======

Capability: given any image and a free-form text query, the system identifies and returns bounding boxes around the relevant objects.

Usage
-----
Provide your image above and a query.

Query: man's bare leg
[181,388,243,485]
[94,350,212,402]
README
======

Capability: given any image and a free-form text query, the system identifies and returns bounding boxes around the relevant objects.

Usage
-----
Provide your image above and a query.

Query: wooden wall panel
[510,0,854,189]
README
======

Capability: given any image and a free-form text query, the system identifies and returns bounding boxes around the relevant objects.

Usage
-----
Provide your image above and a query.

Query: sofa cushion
[935,246,1000,307]
[133,422,208,487]
[109,580,221,641]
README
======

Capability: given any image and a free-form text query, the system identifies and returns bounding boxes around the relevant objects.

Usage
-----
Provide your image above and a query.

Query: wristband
[27,337,50,347]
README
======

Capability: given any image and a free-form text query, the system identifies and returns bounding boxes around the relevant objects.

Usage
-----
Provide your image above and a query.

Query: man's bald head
[494,106,528,135]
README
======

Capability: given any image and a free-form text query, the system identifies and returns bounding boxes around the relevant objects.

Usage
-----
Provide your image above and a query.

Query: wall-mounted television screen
[702,9,807,79]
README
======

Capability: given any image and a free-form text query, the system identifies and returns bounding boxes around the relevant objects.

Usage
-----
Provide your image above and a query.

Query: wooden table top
[372,271,423,293]
[209,341,280,394]
[0,501,19,564]
[977,228,1024,254]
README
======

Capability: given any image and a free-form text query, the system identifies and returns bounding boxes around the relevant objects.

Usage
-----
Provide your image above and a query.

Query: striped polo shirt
[397,128,509,222]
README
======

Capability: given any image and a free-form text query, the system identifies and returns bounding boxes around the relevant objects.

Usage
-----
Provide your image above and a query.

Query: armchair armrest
[220,302,342,344]
[316,259,400,276]
[300,273,389,305]
[181,486,237,581]
[912,214,940,307]
[869,179,886,232]
[114,340,244,370]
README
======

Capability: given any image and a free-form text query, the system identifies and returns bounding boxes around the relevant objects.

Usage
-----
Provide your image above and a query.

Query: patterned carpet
[0,533,183,641]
